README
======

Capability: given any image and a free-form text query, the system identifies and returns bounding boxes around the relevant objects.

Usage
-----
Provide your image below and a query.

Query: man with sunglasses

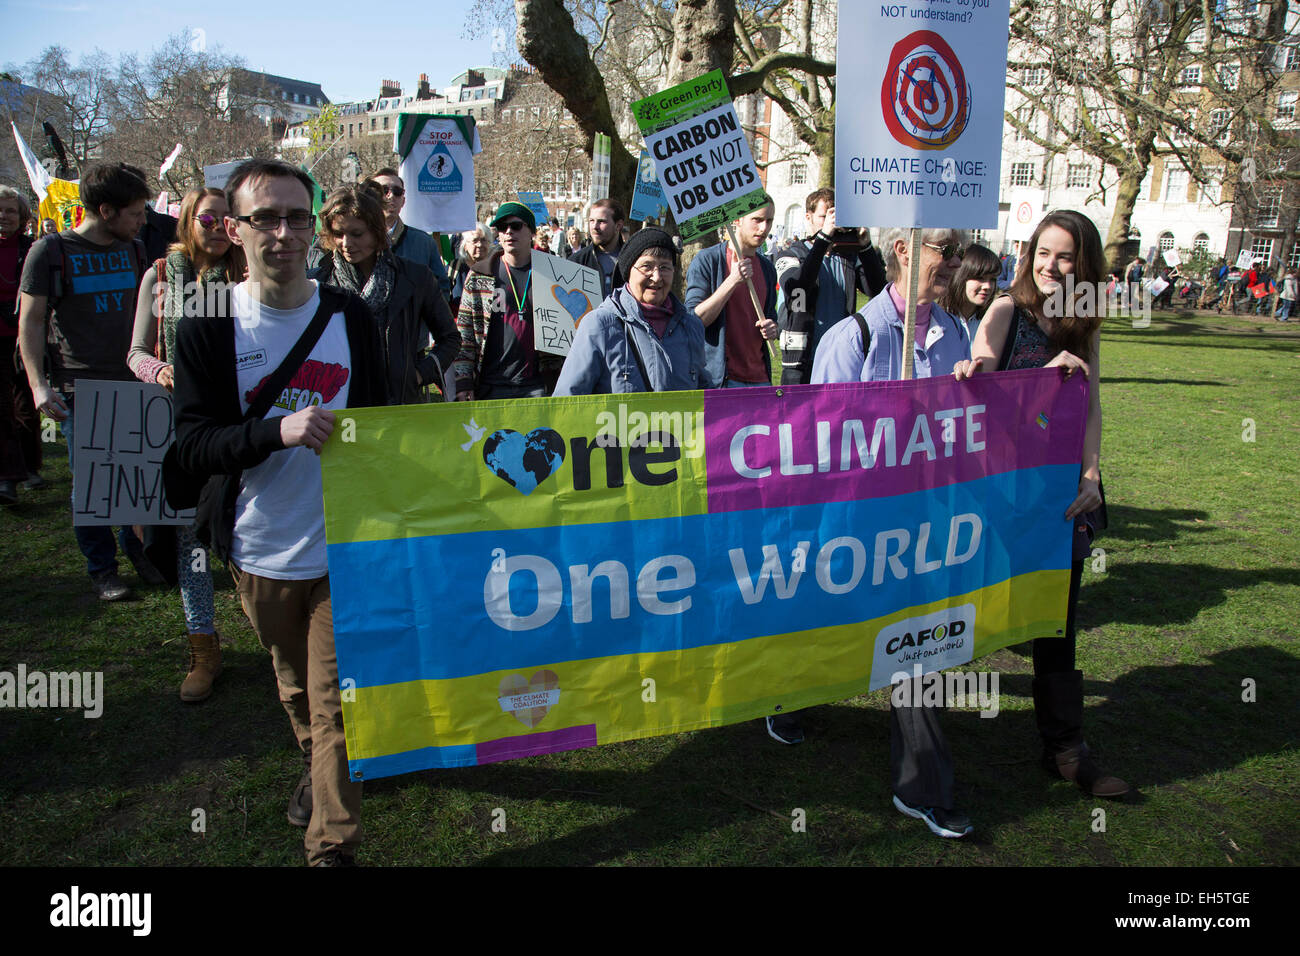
[452,201,561,400]
[170,158,388,866]
[363,168,451,302]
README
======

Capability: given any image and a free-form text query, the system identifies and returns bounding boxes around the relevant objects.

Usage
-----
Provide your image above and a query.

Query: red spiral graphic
[880,30,971,150]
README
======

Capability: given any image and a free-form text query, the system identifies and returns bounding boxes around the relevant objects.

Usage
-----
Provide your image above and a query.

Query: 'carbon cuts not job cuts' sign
[632,71,767,242]
[835,0,1010,228]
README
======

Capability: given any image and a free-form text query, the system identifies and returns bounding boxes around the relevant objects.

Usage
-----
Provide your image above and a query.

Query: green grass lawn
[1,308,1297,867]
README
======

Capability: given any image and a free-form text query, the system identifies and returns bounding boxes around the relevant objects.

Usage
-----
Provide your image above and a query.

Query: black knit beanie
[617,227,679,278]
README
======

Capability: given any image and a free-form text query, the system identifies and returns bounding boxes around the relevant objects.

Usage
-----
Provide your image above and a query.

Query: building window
[1015,105,1034,141]
[1278,91,1298,122]
[1288,241,1300,269]
[972,229,987,245]
[1219,64,1239,91]
[1178,65,1201,87]
[532,107,541,121]
[370,118,376,130]
[1255,187,1282,228]
[382,116,389,129]
[474,89,484,100]
[1067,163,1091,188]
[1285,45,1300,71]
[790,162,807,185]
[1022,67,1046,87]
[1249,238,1273,263]
[1159,231,1176,252]
[1200,167,1223,203]
[1163,166,1188,202]
[1194,233,1210,253]
[1011,162,1035,187]
[573,170,584,195]
[1209,108,1231,144]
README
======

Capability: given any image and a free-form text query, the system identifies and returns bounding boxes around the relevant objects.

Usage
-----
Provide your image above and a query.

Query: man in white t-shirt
[171,159,388,866]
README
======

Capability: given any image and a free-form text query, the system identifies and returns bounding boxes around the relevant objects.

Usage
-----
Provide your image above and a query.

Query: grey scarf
[331,250,397,328]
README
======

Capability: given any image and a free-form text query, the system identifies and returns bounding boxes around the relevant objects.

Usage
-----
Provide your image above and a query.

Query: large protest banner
[836,0,1010,227]
[72,380,196,526]
[631,71,768,241]
[322,369,1086,780]
[531,252,601,357]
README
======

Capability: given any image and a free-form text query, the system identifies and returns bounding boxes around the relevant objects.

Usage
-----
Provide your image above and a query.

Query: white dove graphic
[460,418,486,451]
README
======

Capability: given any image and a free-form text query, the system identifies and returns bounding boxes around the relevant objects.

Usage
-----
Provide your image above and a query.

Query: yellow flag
[37,180,83,232]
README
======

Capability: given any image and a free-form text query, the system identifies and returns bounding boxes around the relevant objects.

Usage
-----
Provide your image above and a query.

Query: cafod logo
[881,30,971,150]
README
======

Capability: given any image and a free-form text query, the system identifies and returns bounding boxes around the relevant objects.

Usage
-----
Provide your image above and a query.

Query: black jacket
[568,241,626,300]
[171,284,388,559]
[312,253,458,404]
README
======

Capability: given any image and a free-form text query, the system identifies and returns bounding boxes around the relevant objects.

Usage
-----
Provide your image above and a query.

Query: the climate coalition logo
[881,30,971,150]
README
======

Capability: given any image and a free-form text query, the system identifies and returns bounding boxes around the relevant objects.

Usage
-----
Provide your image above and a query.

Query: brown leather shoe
[179,632,223,702]
[287,769,312,827]
[1049,743,1129,798]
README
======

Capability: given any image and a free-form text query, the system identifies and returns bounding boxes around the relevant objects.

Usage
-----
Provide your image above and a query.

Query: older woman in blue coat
[554,229,705,395]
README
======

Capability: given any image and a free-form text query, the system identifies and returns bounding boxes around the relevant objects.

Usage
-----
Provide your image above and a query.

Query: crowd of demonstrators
[0,186,43,504]
[4,149,1135,855]
[453,201,561,400]
[565,225,584,252]
[774,187,887,385]
[971,210,1128,801]
[128,186,246,701]
[311,184,459,404]
[451,223,491,315]
[362,167,452,301]
[686,199,779,389]
[171,158,389,867]
[554,228,704,395]
[569,199,627,299]
[942,243,1000,340]
[17,162,166,600]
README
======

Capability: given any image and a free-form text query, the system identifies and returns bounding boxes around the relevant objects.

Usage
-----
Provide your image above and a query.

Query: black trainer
[765,713,804,745]
[128,551,167,586]
[892,795,973,839]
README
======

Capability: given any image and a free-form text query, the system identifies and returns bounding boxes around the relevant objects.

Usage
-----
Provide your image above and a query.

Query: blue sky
[0,0,511,103]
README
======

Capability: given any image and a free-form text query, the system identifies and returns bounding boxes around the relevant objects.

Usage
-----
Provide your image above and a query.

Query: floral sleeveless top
[1004,307,1054,370]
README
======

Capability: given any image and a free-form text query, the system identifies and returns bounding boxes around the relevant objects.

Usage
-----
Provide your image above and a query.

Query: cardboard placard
[531,252,602,357]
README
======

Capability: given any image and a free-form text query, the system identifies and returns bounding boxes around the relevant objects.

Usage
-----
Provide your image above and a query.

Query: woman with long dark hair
[971,209,1128,798]
[942,242,1000,339]
[129,186,245,701]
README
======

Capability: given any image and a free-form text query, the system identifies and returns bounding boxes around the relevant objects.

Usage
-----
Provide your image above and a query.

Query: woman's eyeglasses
[193,213,224,231]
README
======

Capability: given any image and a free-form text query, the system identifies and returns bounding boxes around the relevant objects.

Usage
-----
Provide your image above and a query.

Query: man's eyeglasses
[924,241,964,260]
[233,211,314,232]
[377,184,404,197]
[497,220,528,233]
[193,213,224,231]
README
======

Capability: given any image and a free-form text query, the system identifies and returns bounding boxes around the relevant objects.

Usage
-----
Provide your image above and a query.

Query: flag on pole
[159,143,183,179]
[11,123,52,202]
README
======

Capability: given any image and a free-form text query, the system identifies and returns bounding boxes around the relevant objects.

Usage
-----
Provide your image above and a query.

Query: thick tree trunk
[667,0,737,85]
[514,0,636,213]
[1103,168,1144,274]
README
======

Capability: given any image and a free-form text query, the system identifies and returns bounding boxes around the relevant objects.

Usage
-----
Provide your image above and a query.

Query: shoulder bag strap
[243,289,338,421]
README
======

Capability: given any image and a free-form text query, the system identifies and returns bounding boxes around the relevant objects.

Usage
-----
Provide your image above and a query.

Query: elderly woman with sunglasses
[129,187,246,703]
[811,227,979,840]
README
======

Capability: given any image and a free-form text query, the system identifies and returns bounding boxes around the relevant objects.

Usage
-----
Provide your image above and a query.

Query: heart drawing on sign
[481,427,566,495]
[497,670,561,727]
[552,285,591,325]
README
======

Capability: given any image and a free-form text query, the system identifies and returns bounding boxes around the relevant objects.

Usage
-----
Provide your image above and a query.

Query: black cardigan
[171,284,388,558]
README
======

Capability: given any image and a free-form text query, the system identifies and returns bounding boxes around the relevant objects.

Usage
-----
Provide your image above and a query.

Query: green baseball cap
[490,201,535,232]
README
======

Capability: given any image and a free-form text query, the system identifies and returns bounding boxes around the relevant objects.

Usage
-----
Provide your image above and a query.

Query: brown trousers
[231,564,362,863]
